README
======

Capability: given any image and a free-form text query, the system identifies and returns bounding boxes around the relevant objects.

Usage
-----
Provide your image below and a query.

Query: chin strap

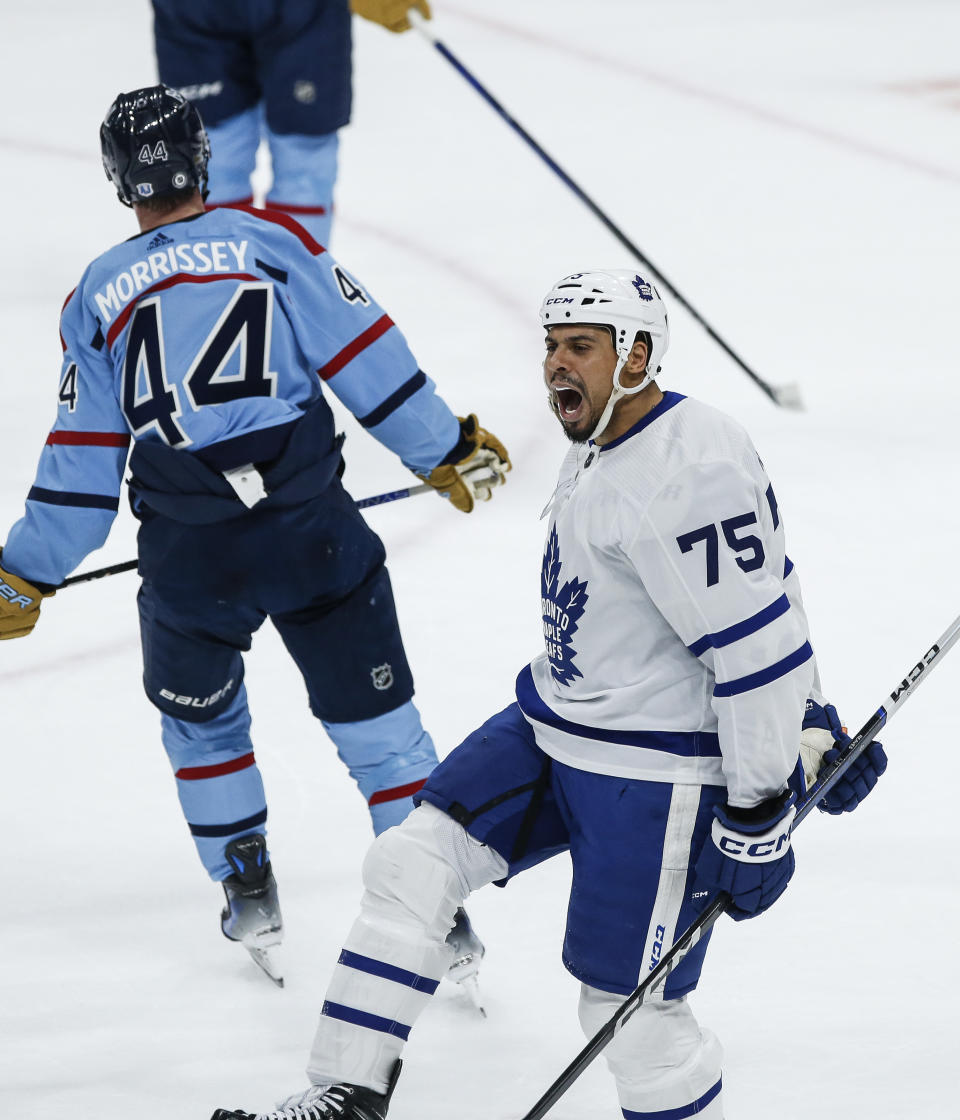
[588,355,658,442]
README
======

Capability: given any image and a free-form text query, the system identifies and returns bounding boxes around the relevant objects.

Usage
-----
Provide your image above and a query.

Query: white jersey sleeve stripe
[688,593,791,656]
[713,640,813,698]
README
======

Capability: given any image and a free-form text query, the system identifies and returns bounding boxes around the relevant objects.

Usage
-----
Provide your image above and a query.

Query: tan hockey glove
[0,552,55,640]
[417,414,511,513]
[351,0,431,33]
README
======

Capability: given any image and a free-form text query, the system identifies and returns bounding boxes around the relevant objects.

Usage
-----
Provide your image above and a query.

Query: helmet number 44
[138,141,169,165]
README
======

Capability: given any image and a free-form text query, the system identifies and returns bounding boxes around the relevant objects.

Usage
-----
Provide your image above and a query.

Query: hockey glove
[351,0,431,33]
[0,551,55,640]
[693,790,796,921]
[417,414,511,513]
[799,699,887,815]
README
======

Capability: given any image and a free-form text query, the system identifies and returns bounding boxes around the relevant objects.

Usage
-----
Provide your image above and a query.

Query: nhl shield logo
[371,663,394,691]
[294,80,317,104]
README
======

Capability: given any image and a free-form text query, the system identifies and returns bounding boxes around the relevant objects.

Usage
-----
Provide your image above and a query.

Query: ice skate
[220,833,284,987]
[445,907,486,1015]
[210,1059,402,1120]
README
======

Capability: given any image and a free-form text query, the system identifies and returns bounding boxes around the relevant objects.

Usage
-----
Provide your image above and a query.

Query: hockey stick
[517,612,960,1120]
[410,13,802,411]
[58,481,437,588]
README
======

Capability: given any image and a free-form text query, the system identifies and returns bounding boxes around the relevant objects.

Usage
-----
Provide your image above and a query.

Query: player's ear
[620,337,650,388]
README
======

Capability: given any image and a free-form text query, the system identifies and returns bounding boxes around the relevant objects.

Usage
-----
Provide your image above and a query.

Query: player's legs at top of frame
[152,0,351,244]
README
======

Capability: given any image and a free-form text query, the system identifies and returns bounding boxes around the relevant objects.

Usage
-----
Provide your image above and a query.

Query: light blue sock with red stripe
[323,701,439,836]
[265,128,339,247]
[160,685,268,881]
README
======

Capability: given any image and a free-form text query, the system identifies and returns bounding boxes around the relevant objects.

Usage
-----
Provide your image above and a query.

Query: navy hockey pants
[137,477,437,879]
[417,703,725,998]
[153,0,351,241]
[152,0,352,134]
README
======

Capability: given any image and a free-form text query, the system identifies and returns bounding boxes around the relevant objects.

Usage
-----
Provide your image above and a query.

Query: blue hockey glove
[800,699,887,815]
[693,790,796,921]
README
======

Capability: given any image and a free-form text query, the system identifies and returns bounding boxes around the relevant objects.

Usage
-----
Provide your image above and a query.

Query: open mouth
[554,385,584,421]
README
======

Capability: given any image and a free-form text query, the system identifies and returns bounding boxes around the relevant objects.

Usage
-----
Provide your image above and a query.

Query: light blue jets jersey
[3,206,459,585]
[516,392,822,809]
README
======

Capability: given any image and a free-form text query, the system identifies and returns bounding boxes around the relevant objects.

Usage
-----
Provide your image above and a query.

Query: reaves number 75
[676,512,765,587]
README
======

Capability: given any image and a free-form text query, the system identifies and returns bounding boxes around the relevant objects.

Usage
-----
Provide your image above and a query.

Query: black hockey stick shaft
[59,558,140,586]
[412,15,801,410]
[58,482,436,588]
[518,612,960,1120]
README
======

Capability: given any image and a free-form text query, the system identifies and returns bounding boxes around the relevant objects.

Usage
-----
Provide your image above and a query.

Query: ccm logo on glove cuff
[712,805,795,863]
[0,581,35,608]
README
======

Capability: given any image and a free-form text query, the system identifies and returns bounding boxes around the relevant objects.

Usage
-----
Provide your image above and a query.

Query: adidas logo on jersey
[147,231,174,250]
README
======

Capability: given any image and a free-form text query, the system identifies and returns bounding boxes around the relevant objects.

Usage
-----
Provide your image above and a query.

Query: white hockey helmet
[539,269,670,384]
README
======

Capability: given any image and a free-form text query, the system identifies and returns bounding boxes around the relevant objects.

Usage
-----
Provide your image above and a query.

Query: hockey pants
[309,804,723,1119]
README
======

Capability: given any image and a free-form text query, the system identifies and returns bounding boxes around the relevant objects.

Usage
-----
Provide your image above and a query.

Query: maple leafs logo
[540,525,589,686]
[631,274,654,301]
[541,525,561,593]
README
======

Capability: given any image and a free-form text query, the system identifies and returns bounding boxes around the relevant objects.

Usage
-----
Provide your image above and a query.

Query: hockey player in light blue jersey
[208,270,886,1120]
[0,86,508,987]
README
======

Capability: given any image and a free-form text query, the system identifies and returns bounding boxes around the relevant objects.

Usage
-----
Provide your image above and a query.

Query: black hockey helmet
[100,85,210,207]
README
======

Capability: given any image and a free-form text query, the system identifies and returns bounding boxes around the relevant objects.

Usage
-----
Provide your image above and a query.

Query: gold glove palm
[418,414,510,513]
[351,0,431,33]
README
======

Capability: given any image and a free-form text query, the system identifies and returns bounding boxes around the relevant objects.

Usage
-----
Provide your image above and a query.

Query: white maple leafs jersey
[515,392,820,809]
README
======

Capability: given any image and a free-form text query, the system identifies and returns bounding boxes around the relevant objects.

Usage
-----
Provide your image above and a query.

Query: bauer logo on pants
[159,678,234,710]
[371,663,394,690]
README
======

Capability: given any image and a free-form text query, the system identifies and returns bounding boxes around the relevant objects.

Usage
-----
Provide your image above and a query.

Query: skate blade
[457,973,486,1017]
[246,945,284,987]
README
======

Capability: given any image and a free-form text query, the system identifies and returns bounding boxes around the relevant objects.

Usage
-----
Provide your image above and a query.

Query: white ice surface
[2,2,960,1117]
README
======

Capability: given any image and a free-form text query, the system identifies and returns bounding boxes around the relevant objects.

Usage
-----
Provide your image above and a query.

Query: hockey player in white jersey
[209,271,887,1120]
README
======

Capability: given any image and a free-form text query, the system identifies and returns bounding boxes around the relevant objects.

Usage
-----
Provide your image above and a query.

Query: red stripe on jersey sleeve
[46,430,131,448]
[105,272,260,348]
[316,315,395,382]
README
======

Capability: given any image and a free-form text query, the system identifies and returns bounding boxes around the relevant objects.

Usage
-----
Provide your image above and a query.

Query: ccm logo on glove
[711,804,795,863]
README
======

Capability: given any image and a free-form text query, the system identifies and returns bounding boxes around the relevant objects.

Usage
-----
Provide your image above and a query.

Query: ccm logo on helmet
[545,297,574,305]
